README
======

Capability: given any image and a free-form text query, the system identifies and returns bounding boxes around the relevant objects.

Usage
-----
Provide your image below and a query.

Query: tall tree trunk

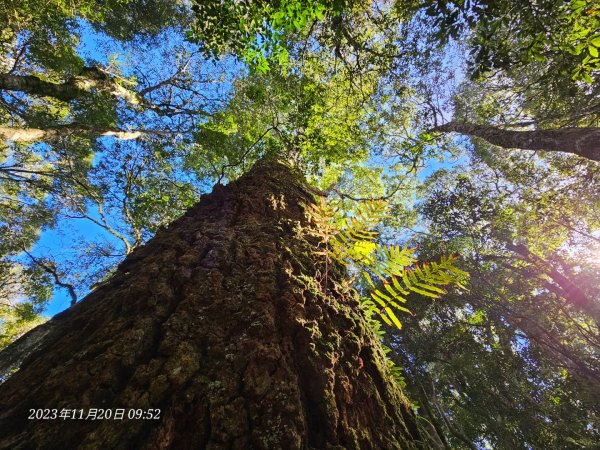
[0,160,430,449]
[434,122,600,162]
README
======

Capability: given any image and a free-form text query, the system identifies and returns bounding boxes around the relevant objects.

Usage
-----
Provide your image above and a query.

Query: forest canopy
[0,0,599,447]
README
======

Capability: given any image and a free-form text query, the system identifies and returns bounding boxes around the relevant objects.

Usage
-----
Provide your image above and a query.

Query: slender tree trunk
[413,382,452,449]
[0,69,141,105]
[0,160,430,449]
[0,125,145,142]
[434,122,600,162]
[0,72,88,102]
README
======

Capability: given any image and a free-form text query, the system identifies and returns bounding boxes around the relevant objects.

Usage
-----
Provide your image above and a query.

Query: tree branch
[22,250,77,306]
[0,68,141,105]
[433,121,600,162]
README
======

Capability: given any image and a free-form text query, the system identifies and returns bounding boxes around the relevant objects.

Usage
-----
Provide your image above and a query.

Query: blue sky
[36,23,160,317]
[34,22,242,317]
[36,211,122,316]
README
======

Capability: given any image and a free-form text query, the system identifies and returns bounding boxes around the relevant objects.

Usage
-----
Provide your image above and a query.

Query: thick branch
[0,66,207,118]
[434,122,600,162]
[0,73,85,102]
[0,68,140,105]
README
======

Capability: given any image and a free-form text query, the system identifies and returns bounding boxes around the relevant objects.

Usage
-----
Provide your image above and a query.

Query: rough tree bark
[0,160,431,449]
[434,122,600,162]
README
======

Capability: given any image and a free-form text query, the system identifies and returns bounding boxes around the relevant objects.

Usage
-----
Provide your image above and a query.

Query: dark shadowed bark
[434,122,600,162]
[0,160,431,449]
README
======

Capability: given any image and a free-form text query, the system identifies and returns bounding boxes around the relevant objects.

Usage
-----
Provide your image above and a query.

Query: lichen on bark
[0,159,433,449]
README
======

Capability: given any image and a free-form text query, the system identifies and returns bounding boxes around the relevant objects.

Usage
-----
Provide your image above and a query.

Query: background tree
[419,0,600,160]
[0,0,234,344]
[385,151,600,448]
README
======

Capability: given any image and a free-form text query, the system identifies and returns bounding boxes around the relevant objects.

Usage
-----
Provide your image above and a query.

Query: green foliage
[420,0,600,83]
[0,261,51,349]
[93,0,188,41]
[306,196,468,330]
[187,0,344,72]
[184,68,377,181]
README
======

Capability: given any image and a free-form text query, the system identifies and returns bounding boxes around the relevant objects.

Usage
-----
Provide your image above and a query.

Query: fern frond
[306,196,468,331]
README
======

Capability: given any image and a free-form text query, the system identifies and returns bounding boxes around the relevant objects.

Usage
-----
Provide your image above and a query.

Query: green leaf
[406,284,438,298]
[378,311,393,326]
[371,291,388,308]
[384,307,403,329]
